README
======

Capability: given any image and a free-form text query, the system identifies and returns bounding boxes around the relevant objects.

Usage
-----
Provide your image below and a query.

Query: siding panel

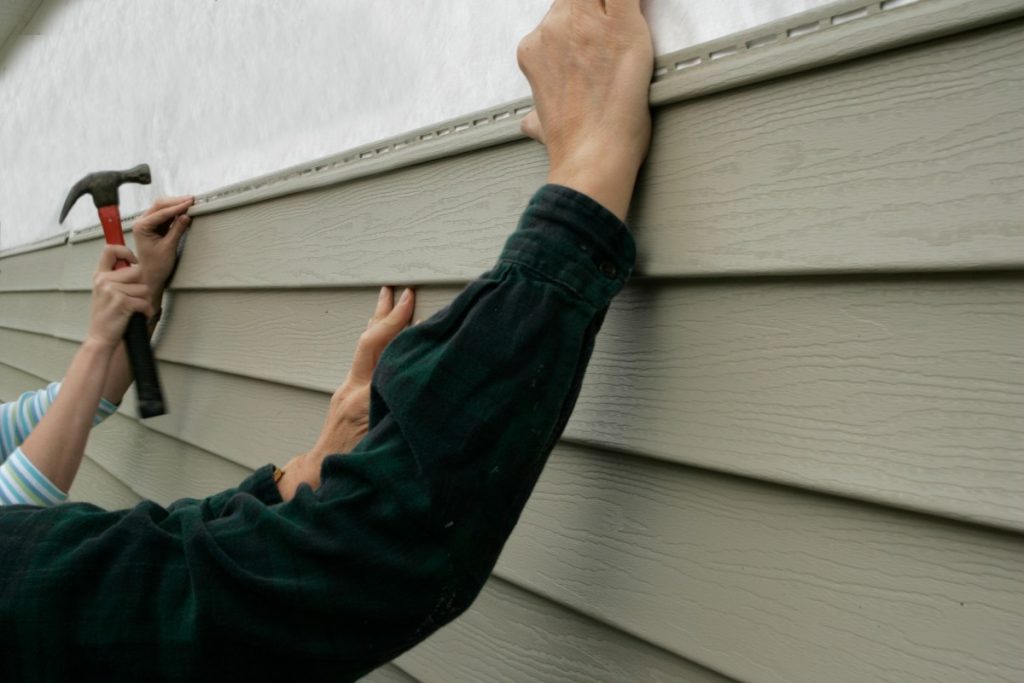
[498,443,1024,683]
[4,273,1021,530]
[69,456,143,509]
[168,20,1024,289]
[0,242,67,292]
[397,577,733,683]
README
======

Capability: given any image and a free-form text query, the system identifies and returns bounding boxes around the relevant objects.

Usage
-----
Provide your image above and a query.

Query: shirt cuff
[0,448,67,507]
[52,381,119,426]
[238,464,284,505]
[498,184,637,310]
[94,397,119,425]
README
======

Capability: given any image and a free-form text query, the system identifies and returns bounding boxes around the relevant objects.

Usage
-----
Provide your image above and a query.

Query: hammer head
[59,163,152,224]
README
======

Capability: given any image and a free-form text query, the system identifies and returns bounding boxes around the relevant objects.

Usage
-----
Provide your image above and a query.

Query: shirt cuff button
[599,261,618,278]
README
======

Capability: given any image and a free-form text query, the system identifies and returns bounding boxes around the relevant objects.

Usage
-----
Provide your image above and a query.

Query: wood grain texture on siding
[0,291,82,337]
[118,361,327,472]
[397,576,733,683]
[0,242,68,292]
[8,270,1020,531]
[160,20,1024,290]
[0,327,74,380]
[497,443,1024,683]
[0,233,135,293]
[84,411,252,506]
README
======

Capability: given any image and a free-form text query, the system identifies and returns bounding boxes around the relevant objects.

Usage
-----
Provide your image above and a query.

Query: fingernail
[378,286,389,302]
[400,288,412,303]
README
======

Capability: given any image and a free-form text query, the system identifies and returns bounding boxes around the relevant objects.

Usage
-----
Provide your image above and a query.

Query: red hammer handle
[96,206,166,418]
[98,206,130,269]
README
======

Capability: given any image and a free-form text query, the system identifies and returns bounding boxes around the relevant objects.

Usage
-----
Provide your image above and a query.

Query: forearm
[19,339,116,492]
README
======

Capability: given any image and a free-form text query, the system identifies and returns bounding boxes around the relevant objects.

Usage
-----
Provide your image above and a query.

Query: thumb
[521,109,545,144]
[96,245,137,272]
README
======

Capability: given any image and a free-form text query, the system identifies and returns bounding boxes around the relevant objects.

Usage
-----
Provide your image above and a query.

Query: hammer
[59,164,166,418]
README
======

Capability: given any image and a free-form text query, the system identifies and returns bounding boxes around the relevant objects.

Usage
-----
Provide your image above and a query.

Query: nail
[378,286,389,302]
[400,288,412,303]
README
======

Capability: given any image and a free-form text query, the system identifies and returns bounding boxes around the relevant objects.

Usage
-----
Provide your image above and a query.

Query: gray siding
[1,2,1022,681]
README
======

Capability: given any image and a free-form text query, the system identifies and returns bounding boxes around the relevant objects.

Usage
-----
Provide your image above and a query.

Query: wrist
[80,334,120,356]
[547,142,644,221]
[547,164,641,222]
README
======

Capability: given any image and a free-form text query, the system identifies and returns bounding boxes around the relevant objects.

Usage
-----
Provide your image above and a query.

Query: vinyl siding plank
[397,576,733,683]
[85,411,252,506]
[165,21,1024,290]
[153,287,460,394]
[0,326,327,472]
[29,273,1021,532]
[0,291,77,337]
[68,456,144,509]
[118,361,326,473]
[496,442,1024,683]
[0,243,67,292]
[56,233,138,293]
[0,327,74,379]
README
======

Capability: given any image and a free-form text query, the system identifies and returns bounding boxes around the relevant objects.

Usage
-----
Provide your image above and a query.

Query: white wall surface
[0,0,830,249]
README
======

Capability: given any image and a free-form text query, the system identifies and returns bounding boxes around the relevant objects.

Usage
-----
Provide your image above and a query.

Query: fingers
[96,245,137,272]
[143,195,194,217]
[521,110,545,143]
[372,286,395,324]
[165,212,192,243]
[349,287,416,385]
[137,198,193,234]
[92,275,154,316]
[380,287,415,333]
[364,287,415,343]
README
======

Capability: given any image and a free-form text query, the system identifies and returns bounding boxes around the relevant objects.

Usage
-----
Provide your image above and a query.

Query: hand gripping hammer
[59,163,166,418]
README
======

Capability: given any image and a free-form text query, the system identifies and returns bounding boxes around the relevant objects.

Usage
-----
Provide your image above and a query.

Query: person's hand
[517,0,654,220]
[277,286,416,501]
[86,246,154,350]
[131,196,194,299]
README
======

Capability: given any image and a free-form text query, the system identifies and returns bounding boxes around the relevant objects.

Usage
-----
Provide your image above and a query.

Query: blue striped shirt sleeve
[0,447,68,506]
[0,381,119,464]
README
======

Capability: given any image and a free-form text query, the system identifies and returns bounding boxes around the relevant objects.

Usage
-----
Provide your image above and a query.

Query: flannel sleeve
[0,184,635,682]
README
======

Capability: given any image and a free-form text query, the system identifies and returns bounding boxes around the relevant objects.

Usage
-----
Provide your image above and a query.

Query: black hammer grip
[124,313,166,418]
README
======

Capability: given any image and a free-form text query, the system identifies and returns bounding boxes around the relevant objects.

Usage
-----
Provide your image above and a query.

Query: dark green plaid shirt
[0,184,635,681]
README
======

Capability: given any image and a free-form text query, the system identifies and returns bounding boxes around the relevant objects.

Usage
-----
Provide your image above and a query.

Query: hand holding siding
[276,286,417,502]
[518,0,654,220]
